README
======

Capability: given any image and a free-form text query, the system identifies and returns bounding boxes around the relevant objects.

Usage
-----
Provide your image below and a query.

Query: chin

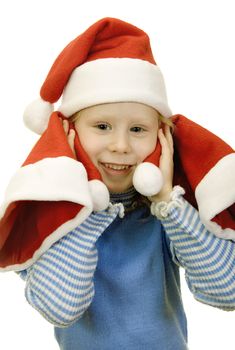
[106,182,132,194]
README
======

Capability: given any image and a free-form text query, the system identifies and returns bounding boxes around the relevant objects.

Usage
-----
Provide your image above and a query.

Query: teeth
[104,163,130,170]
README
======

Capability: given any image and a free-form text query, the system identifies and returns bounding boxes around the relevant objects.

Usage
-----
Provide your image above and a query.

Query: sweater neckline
[110,187,138,208]
[109,187,151,212]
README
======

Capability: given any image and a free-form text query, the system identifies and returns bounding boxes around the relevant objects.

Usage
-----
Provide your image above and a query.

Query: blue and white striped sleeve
[151,186,235,311]
[17,206,120,327]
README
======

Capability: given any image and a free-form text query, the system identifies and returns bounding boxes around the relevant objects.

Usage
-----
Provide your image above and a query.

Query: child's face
[74,102,159,193]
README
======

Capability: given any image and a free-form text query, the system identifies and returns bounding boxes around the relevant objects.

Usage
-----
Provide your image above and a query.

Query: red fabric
[40,17,156,103]
[172,115,233,189]
[145,141,161,167]
[23,112,75,165]
[212,206,235,230]
[0,112,234,269]
[23,111,101,180]
[0,113,87,269]
[143,114,235,229]
[172,115,235,230]
[73,126,102,181]
[0,201,82,268]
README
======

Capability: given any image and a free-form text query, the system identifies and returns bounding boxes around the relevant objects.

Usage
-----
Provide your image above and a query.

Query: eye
[95,123,111,130]
[130,126,146,133]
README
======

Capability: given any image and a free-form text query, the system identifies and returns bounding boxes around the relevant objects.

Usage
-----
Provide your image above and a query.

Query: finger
[67,129,76,155]
[158,129,169,154]
[160,125,173,153]
[164,125,174,153]
[158,129,174,183]
[63,119,69,134]
[68,128,75,140]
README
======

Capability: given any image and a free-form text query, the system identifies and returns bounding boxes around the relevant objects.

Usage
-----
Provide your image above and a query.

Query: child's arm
[150,124,235,310]
[17,207,120,327]
[151,186,235,310]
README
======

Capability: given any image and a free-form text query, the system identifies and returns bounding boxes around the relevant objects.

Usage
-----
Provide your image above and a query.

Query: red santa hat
[23,17,171,135]
[0,17,234,272]
[23,16,169,197]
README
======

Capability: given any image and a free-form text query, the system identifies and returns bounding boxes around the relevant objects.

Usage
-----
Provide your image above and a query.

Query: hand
[60,117,76,157]
[148,125,174,203]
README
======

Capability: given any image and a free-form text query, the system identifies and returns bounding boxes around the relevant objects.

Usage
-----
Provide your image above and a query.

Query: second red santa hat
[0,17,234,272]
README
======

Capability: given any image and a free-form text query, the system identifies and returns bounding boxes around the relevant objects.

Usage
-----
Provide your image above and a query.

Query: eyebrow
[81,108,159,125]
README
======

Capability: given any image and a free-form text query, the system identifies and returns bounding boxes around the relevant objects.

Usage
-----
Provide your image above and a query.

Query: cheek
[80,137,99,161]
[75,127,97,160]
[136,134,158,161]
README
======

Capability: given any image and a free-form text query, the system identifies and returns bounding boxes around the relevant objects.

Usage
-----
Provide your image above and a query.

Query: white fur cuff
[151,186,185,219]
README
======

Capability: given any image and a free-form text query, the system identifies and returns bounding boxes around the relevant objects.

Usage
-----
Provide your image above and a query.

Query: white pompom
[23,98,54,134]
[89,179,110,211]
[133,162,164,196]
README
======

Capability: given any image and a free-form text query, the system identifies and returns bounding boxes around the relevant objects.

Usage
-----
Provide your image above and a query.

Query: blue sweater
[18,187,235,350]
[54,204,188,349]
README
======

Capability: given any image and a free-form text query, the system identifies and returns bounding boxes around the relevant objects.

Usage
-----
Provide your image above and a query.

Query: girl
[1,17,235,350]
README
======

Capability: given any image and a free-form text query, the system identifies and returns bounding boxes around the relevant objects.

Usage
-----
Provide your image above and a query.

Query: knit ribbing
[22,206,121,327]
[161,199,235,310]
[18,190,235,330]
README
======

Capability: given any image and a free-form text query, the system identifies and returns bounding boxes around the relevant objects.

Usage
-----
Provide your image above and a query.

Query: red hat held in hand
[0,17,234,272]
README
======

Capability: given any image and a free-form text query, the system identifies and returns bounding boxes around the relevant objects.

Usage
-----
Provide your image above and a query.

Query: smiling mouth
[103,163,131,170]
[100,162,134,172]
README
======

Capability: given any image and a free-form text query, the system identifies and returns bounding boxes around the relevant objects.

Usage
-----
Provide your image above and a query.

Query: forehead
[79,102,159,121]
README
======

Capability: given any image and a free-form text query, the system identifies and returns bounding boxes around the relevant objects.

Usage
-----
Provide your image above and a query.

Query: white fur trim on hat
[59,58,172,117]
[23,98,54,134]
[0,156,96,271]
[133,162,164,196]
[195,153,235,240]
[88,179,110,211]
[0,156,93,219]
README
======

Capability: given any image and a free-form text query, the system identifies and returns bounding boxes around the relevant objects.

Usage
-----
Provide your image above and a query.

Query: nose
[108,132,131,154]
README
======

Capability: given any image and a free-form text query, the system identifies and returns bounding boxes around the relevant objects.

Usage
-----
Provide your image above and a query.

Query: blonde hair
[158,113,174,131]
[70,110,82,123]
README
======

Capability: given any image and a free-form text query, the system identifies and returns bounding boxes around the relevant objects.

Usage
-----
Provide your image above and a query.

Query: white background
[0,1,234,349]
